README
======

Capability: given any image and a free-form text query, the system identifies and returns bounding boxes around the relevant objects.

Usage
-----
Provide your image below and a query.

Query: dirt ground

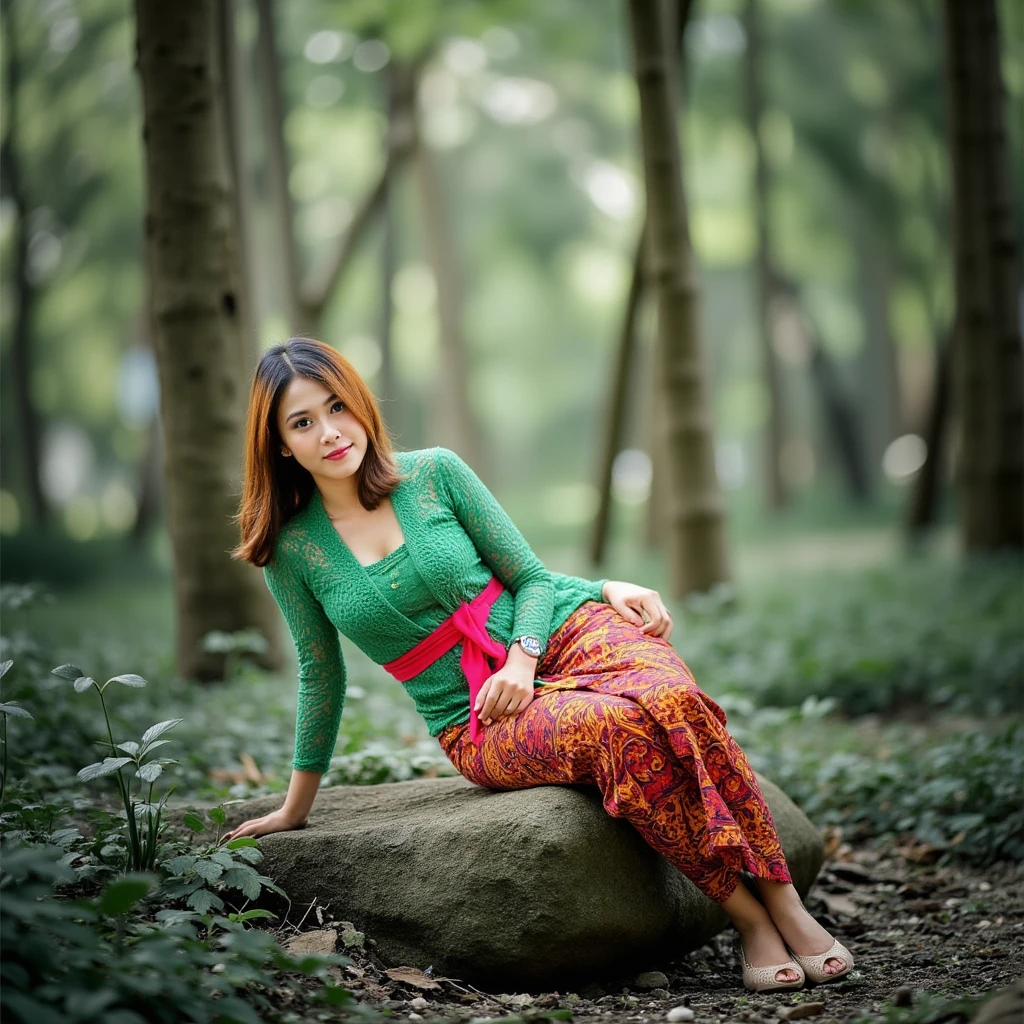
[273,834,1024,1023]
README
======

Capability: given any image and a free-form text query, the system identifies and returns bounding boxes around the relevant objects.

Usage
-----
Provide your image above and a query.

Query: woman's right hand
[222,807,307,844]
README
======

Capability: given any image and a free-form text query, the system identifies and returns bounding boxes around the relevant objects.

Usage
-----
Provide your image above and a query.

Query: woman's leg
[438,690,801,983]
[439,688,744,901]
[535,602,793,890]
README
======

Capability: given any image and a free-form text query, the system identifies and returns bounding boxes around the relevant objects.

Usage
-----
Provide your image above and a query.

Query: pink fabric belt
[382,576,507,744]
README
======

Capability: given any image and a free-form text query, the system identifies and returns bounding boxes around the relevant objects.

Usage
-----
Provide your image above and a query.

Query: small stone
[777,1002,826,1020]
[891,989,913,1008]
[409,997,428,1009]
[286,929,338,956]
[667,1007,695,1022]
[636,971,670,991]
[408,1014,423,1021]
[652,989,671,1001]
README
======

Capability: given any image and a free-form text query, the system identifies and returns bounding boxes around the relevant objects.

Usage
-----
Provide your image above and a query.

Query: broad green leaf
[141,740,173,755]
[208,806,226,825]
[117,741,140,756]
[108,673,147,688]
[98,874,154,916]
[181,813,206,833]
[136,762,163,783]
[51,663,84,681]
[140,719,182,745]
[232,908,278,923]
[164,854,196,876]
[0,660,12,678]
[193,859,223,883]
[225,836,259,849]
[0,702,34,719]
[187,888,224,914]
[234,846,263,864]
[78,757,133,782]
[222,864,261,901]
[73,677,97,693]
[210,850,236,869]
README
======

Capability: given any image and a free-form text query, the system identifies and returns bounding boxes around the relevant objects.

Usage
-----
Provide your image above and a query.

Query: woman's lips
[325,444,353,461]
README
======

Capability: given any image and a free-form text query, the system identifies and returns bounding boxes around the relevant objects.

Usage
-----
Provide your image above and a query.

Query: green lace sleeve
[263,538,346,775]
[435,447,555,645]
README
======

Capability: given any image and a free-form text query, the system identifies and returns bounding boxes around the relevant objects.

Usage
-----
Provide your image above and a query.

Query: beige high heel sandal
[739,944,806,993]
[789,938,854,986]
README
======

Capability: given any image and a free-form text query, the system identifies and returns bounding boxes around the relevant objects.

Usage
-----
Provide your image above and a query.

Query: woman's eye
[332,401,345,413]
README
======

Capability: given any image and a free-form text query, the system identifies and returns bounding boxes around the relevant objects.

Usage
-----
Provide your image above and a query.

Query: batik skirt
[436,600,793,904]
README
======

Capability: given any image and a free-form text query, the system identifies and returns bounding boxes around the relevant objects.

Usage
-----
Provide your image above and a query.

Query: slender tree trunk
[743,0,787,509]
[775,275,871,501]
[412,104,484,476]
[943,0,1024,550]
[134,0,282,678]
[254,0,304,332]
[853,212,902,485]
[591,228,646,565]
[218,0,258,368]
[645,0,689,553]
[906,333,951,536]
[627,0,732,595]
[1,0,47,529]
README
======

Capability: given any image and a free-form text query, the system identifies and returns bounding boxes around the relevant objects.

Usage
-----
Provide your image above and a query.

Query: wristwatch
[510,634,544,658]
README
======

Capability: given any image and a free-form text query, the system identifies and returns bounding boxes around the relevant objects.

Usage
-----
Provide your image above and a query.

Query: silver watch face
[517,635,543,657]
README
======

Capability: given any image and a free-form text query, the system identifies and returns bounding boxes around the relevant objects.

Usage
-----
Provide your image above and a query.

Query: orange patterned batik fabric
[436,600,793,904]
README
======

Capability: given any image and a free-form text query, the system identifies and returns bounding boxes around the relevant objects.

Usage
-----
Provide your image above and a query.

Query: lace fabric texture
[262,447,607,774]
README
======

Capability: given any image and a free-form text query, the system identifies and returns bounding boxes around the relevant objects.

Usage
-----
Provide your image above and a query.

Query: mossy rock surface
[225,773,823,989]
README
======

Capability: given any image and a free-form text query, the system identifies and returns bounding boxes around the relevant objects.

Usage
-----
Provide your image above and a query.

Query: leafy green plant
[160,805,288,917]
[52,662,181,873]
[0,659,34,807]
[0,841,363,1024]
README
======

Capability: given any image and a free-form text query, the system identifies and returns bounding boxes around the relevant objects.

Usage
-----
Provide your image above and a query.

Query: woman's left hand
[602,580,674,642]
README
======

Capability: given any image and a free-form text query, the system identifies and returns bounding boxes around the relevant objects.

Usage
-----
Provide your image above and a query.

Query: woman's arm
[223,539,347,841]
[435,446,555,645]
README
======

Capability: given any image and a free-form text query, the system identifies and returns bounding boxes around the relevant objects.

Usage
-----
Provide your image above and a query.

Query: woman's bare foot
[721,878,802,984]
[753,879,849,976]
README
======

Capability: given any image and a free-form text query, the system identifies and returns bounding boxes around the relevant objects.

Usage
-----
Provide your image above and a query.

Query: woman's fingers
[638,593,672,638]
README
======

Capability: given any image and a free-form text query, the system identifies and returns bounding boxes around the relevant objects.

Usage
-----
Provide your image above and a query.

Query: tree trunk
[218,0,258,369]
[626,0,732,595]
[1,0,48,529]
[134,0,282,678]
[742,0,788,509]
[591,227,646,566]
[943,0,1024,550]
[412,104,484,476]
[906,333,951,537]
[254,0,304,333]
[853,211,902,486]
[775,275,871,501]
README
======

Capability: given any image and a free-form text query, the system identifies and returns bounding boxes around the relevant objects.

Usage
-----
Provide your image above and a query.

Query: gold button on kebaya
[391,582,399,589]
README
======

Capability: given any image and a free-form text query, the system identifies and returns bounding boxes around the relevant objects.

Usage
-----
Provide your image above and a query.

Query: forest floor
[270,835,1023,1024]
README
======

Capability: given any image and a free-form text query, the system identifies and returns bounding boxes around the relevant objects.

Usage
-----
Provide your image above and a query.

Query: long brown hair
[231,336,405,567]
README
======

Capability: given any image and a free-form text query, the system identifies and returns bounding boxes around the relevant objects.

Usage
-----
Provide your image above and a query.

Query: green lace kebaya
[263,446,607,774]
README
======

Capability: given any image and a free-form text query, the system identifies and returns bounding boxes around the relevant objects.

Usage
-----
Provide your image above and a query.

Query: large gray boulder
[225,773,823,990]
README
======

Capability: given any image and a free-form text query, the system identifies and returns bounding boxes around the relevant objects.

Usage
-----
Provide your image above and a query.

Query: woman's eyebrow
[285,394,337,422]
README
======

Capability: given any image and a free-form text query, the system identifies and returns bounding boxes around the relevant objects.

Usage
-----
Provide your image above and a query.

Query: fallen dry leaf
[286,929,338,957]
[385,967,442,991]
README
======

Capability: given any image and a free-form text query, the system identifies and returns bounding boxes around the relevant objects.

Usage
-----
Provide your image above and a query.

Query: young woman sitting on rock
[225,336,853,993]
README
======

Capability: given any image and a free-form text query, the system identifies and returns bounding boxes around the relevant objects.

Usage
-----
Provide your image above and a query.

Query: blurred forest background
[3,0,1021,589]
[0,0,1023,1017]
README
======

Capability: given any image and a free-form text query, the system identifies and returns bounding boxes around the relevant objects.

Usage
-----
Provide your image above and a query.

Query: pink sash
[382,576,507,744]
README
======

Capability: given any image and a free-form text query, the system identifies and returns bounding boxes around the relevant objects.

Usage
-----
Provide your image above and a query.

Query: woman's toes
[777,968,800,983]
[826,957,846,974]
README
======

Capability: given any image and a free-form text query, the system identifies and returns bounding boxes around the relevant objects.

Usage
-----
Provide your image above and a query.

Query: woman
[225,337,853,992]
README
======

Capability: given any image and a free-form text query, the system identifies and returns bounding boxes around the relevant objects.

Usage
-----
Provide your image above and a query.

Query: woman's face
[275,376,368,487]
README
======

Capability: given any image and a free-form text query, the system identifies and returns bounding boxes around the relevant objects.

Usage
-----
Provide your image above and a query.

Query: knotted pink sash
[382,576,507,744]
